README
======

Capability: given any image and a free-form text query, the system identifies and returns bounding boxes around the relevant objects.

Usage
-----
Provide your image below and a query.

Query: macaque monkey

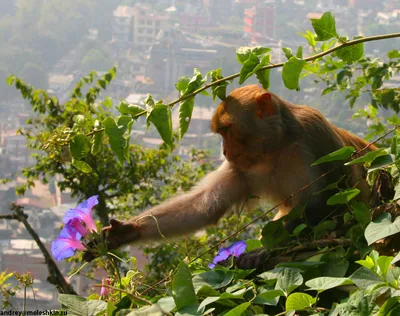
[84,85,376,267]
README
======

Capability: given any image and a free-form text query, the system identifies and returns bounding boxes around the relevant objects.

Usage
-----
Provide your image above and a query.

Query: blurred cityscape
[0,0,399,308]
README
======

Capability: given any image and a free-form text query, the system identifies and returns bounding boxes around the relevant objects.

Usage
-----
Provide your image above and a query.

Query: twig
[92,284,151,305]
[10,204,76,295]
[165,32,400,108]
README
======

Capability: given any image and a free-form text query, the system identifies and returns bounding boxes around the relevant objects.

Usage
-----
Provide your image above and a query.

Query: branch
[10,204,76,295]
[166,32,400,108]
[0,214,19,220]
[92,284,152,305]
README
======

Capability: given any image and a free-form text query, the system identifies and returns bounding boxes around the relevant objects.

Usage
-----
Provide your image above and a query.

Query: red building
[243,1,276,42]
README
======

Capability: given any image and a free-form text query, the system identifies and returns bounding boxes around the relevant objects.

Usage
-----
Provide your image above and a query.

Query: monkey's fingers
[235,248,267,270]
[83,219,140,262]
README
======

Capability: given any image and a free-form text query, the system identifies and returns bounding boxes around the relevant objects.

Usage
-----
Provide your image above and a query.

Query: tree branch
[9,204,76,295]
[166,32,400,108]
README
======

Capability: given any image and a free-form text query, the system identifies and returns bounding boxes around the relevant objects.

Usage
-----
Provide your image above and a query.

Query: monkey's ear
[255,92,274,118]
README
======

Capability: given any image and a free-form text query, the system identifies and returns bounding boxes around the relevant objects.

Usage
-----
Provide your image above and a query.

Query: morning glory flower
[208,240,247,269]
[100,278,111,297]
[68,218,89,237]
[51,224,86,261]
[63,195,99,232]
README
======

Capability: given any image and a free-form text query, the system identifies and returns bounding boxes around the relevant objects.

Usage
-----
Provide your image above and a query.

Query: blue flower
[51,224,86,261]
[208,240,247,269]
[51,195,99,261]
[63,195,99,232]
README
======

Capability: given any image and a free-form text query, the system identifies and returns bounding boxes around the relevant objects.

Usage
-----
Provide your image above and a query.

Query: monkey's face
[211,86,282,172]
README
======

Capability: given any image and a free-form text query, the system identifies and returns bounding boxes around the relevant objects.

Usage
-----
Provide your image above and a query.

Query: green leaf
[378,297,400,316]
[312,146,354,166]
[172,262,198,310]
[296,46,303,58]
[176,76,191,93]
[293,223,307,236]
[305,277,353,292]
[369,154,395,171]
[70,134,91,160]
[103,116,133,164]
[350,201,371,227]
[236,46,270,64]
[282,56,306,90]
[6,75,15,86]
[345,149,388,166]
[282,47,293,60]
[376,255,393,278]
[102,97,113,108]
[224,302,250,316]
[286,293,316,311]
[245,239,262,252]
[298,30,317,47]
[327,188,360,205]
[311,12,338,41]
[365,213,400,245]
[72,159,92,173]
[73,115,85,125]
[261,219,290,250]
[335,38,364,63]
[91,130,104,155]
[193,270,233,292]
[239,53,259,84]
[183,68,205,95]
[391,251,400,265]
[178,97,195,139]
[119,304,165,315]
[58,295,106,316]
[275,268,303,296]
[253,289,284,306]
[198,297,220,313]
[147,102,173,147]
[256,54,271,90]
[157,296,176,313]
[313,220,336,239]
[388,50,400,59]
[117,101,146,118]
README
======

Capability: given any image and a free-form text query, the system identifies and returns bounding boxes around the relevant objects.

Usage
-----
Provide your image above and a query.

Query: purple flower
[68,218,89,237]
[100,278,111,297]
[208,240,247,269]
[63,195,99,232]
[51,224,86,261]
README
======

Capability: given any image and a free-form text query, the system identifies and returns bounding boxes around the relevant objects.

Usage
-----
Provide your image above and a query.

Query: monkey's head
[211,85,284,171]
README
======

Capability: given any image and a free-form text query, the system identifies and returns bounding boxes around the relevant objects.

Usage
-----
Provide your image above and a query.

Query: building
[144,27,230,93]
[243,1,276,41]
[112,6,135,43]
[112,5,169,51]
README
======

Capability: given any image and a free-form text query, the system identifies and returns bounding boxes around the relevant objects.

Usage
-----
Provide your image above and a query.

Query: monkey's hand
[83,219,140,262]
[235,248,267,270]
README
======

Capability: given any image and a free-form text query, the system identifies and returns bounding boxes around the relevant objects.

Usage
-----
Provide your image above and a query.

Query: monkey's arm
[104,161,249,249]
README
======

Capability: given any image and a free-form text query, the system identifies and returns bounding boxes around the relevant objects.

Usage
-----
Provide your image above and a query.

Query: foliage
[3,10,400,315]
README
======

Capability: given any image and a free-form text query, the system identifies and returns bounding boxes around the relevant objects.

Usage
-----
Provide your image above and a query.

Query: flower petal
[51,238,85,261]
[208,241,247,269]
[100,278,111,297]
[63,195,99,232]
[209,248,231,269]
[228,240,247,257]
[68,218,89,237]
[59,225,82,241]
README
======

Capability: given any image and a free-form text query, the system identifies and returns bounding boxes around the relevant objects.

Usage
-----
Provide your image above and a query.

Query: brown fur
[100,85,377,249]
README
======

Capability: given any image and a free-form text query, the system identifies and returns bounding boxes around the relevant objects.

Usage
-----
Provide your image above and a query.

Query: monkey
[83,85,377,268]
